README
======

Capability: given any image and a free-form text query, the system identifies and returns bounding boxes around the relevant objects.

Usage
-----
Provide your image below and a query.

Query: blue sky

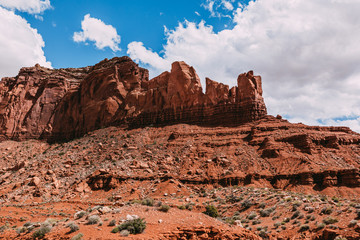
[16,0,242,69]
[1,0,360,132]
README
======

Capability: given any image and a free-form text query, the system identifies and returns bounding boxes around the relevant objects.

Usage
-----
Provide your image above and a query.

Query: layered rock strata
[0,56,267,142]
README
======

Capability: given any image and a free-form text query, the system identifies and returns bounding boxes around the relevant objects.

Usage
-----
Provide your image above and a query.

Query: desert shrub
[321,206,333,215]
[283,217,290,223]
[349,220,358,227]
[316,223,326,230]
[141,198,154,207]
[67,222,79,233]
[108,219,116,226]
[274,222,281,228]
[259,207,275,217]
[74,211,87,220]
[87,215,100,225]
[16,227,26,234]
[159,205,170,213]
[299,224,310,232]
[258,202,266,209]
[291,210,301,219]
[356,209,360,219]
[334,236,347,240]
[204,205,219,218]
[323,217,338,225]
[116,218,146,234]
[252,219,262,225]
[241,199,254,209]
[178,205,186,210]
[71,233,84,240]
[247,211,257,220]
[32,222,52,239]
[258,229,268,238]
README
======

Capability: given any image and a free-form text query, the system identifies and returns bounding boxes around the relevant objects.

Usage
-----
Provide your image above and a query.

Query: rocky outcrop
[0,56,267,142]
[0,64,89,141]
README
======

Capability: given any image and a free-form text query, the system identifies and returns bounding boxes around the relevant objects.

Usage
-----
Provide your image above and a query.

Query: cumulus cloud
[0,6,51,79]
[0,0,51,14]
[73,14,121,52]
[127,0,360,132]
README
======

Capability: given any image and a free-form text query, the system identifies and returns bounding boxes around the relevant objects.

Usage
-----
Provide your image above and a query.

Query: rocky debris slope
[0,57,267,142]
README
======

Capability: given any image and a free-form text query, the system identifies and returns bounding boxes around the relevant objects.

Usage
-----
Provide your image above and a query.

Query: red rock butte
[0,56,267,142]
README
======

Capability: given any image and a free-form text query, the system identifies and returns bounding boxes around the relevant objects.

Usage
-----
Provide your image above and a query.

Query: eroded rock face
[0,56,267,142]
[0,64,89,141]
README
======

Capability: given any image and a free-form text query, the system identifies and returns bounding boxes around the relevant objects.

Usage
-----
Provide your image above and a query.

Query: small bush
[247,212,257,220]
[141,198,154,206]
[71,233,84,240]
[74,211,87,220]
[241,200,253,209]
[204,205,219,218]
[299,224,310,232]
[349,220,357,227]
[317,223,326,230]
[116,218,146,235]
[323,217,338,225]
[274,222,281,228]
[32,223,52,239]
[67,222,79,233]
[321,206,333,215]
[108,219,116,226]
[259,207,275,217]
[356,209,360,219]
[291,210,300,219]
[159,205,170,213]
[87,215,100,225]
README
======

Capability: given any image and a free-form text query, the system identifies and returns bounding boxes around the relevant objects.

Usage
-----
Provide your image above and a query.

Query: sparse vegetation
[204,205,219,218]
[32,222,52,239]
[159,205,170,212]
[112,218,146,235]
[67,222,79,233]
[87,215,100,225]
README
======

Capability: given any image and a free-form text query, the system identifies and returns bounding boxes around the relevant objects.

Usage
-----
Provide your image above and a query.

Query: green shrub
[204,205,219,218]
[321,206,333,215]
[349,220,357,227]
[141,198,154,206]
[317,223,326,230]
[291,210,300,219]
[32,223,52,239]
[247,212,257,220]
[74,211,87,220]
[67,222,79,233]
[259,207,275,217]
[323,217,338,225]
[299,224,310,232]
[108,219,116,226]
[87,215,100,225]
[159,205,170,213]
[115,218,146,235]
[71,233,84,240]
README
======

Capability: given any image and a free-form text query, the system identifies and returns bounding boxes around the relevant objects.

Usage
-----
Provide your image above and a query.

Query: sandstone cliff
[0,56,267,142]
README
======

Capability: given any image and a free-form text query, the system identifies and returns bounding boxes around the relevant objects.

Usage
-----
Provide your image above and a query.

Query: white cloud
[222,0,234,11]
[127,0,360,132]
[0,0,51,14]
[73,14,121,52]
[202,0,235,17]
[0,6,51,79]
